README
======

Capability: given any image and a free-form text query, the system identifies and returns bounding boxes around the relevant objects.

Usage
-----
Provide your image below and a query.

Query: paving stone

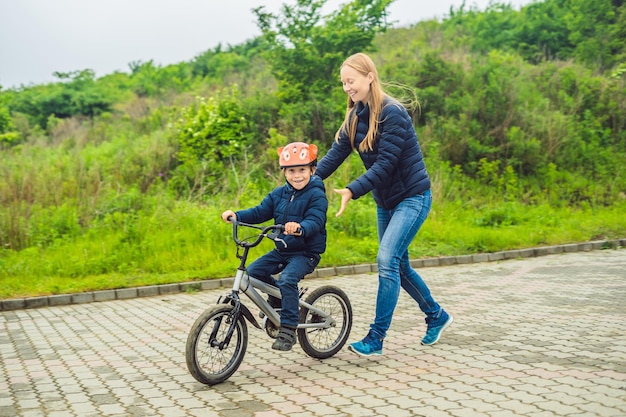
[1,299,25,311]
[335,265,354,275]
[518,248,535,258]
[137,286,160,297]
[439,256,456,266]
[504,250,522,259]
[1,249,625,417]
[534,245,562,256]
[157,284,179,295]
[472,253,490,263]
[410,259,425,268]
[47,294,71,307]
[23,297,48,309]
[93,290,116,302]
[71,292,94,304]
[219,278,235,288]
[115,288,138,299]
[316,267,337,277]
[488,251,505,261]
[179,282,202,293]
[423,258,440,267]
[455,255,473,264]
[563,243,580,252]
[200,280,222,290]
[352,264,373,274]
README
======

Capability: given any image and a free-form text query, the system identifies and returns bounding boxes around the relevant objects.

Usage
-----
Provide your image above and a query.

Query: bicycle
[185,218,353,385]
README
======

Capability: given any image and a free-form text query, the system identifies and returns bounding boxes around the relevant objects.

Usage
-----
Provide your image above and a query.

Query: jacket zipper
[284,190,296,223]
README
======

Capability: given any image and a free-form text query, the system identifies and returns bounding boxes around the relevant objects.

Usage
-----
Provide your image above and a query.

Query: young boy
[221,142,327,351]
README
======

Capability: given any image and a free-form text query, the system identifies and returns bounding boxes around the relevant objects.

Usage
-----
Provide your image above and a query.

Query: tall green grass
[1,93,625,300]
[1,192,624,299]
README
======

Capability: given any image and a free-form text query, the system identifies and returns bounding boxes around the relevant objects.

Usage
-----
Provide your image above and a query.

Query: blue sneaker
[348,331,383,356]
[421,310,453,346]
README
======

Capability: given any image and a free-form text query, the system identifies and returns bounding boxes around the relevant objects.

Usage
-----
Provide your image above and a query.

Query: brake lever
[266,229,288,249]
[267,230,281,240]
[274,237,287,248]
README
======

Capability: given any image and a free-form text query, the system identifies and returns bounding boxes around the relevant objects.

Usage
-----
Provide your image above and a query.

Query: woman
[315,52,452,356]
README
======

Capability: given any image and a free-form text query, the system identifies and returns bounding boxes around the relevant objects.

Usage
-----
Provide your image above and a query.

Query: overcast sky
[0,0,535,89]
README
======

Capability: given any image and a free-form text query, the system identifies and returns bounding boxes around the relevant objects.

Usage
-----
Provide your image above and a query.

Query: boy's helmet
[277,142,318,168]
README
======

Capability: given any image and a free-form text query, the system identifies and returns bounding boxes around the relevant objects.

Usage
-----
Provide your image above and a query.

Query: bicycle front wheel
[298,285,352,359]
[185,304,248,385]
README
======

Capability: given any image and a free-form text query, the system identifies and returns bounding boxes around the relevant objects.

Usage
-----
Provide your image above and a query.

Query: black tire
[185,304,248,385]
[297,285,352,359]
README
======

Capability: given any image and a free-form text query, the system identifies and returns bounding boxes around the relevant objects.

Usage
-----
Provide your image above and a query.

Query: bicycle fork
[213,269,262,349]
[210,300,242,350]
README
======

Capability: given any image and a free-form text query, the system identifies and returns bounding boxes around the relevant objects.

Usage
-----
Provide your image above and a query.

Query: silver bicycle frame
[232,269,336,329]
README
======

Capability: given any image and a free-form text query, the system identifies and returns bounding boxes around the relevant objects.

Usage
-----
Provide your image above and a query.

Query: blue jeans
[247,250,320,328]
[371,190,441,339]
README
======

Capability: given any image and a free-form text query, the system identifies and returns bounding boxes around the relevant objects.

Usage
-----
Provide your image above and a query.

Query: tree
[253,0,393,104]
[172,85,252,185]
[251,0,393,143]
[563,0,626,70]
[128,60,191,97]
[0,104,21,147]
[9,70,116,128]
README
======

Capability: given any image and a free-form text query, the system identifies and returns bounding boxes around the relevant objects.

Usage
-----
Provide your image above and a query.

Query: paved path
[1,249,625,417]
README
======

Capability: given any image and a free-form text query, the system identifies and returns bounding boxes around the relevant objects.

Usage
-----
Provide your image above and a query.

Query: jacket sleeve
[315,132,353,180]
[235,190,277,224]
[299,185,328,238]
[347,105,408,200]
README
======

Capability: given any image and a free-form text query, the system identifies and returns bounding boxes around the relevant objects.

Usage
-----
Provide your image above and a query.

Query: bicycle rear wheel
[185,304,248,385]
[298,285,352,359]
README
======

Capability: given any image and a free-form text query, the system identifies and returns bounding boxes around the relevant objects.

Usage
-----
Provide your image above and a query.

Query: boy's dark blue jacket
[235,175,327,255]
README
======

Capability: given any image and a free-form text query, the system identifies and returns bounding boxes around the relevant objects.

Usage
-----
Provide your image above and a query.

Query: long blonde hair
[335,53,386,152]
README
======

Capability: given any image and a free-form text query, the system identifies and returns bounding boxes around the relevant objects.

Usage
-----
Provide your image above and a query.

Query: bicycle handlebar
[228,216,286,248]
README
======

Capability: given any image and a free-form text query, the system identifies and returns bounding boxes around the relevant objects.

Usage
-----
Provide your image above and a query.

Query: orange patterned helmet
[277,142,318,168]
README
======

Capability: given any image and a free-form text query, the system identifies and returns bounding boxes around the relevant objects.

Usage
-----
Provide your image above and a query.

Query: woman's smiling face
[340,65,373,104]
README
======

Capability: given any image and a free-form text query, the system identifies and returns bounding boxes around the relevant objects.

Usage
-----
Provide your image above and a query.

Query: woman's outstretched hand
[333,188,353,217]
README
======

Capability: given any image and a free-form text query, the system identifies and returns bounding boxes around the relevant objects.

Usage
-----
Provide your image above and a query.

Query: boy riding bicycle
[221,142,327,351]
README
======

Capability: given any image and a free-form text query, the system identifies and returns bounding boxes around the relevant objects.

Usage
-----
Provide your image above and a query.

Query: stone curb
[2,238,624,312]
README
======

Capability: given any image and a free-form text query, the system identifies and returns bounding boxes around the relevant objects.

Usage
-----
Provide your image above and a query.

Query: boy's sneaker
[348,330,383,356]
[421,310,453,346]
[272,326,296,351]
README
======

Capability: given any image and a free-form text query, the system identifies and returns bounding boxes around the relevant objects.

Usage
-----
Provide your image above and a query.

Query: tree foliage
[173,86,250,166]
[444,0,626,70]
[0,104,20,147]
[128,60,192,97]
[251,0,393,144]
[9,70,117,128]
[168,85,255,199]
[253,0,393,102]
[0,0,624,263]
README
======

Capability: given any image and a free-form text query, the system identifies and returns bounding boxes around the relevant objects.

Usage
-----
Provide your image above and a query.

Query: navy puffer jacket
[316,99,430,210]
[235,175,327,254]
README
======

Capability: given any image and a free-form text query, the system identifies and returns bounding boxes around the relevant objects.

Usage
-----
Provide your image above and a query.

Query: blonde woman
[315,53,452,356]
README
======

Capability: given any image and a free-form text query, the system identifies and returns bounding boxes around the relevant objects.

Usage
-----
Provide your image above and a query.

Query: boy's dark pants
[247,249,320,328]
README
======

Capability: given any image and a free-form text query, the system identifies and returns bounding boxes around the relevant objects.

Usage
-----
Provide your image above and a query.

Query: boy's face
[283,165,315,190]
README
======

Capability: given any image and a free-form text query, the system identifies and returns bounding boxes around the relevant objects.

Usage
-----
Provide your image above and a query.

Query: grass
[1,199,624,300]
